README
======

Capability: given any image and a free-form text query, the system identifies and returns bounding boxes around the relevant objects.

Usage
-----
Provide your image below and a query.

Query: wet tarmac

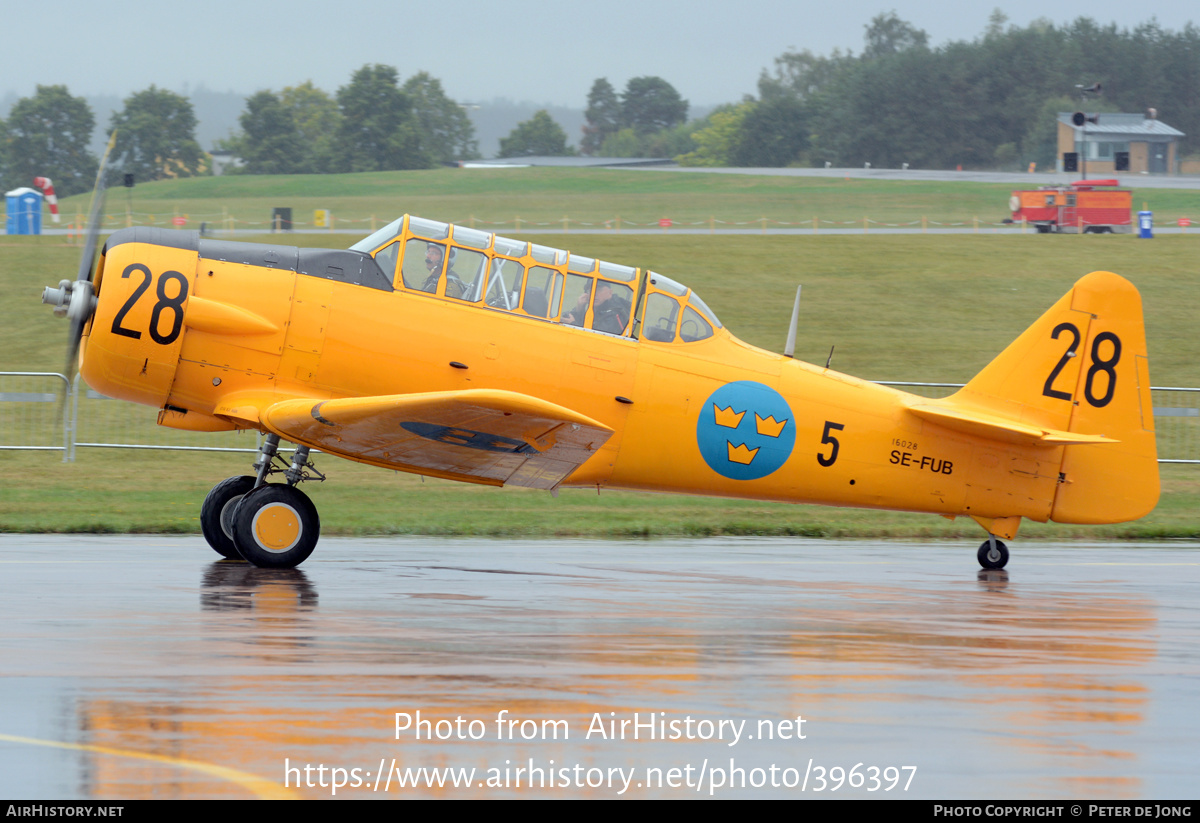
[0,535,1197,799]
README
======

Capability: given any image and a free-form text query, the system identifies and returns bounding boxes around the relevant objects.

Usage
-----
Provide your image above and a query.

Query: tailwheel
[200,475,257,559]
[977,537,1009,570]
[231,484,320,569]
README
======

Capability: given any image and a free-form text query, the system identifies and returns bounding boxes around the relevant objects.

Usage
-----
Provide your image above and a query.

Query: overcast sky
[7,1,1194,108]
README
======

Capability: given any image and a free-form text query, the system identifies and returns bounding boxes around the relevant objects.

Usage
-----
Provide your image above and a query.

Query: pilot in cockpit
[421,243,465,299]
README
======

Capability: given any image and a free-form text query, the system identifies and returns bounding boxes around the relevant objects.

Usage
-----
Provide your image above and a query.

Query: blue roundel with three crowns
[696,381,796,480]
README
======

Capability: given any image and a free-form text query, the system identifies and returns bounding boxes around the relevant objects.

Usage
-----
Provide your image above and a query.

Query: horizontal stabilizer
[907,403,1117,446]
[261,389,612,490]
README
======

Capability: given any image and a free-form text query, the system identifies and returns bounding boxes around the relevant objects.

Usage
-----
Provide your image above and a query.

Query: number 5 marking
[817,421,844,467]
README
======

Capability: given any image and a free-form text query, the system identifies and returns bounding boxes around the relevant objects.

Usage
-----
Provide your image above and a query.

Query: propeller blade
[65,311,84,381]
[58,131,116,382]
[76,131,118,285]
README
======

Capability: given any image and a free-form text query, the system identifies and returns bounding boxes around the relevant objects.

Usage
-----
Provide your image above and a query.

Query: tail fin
[952,271,1158,524]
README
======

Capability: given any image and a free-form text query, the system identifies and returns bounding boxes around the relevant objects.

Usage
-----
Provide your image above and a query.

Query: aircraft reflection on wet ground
[0,535,1197,799]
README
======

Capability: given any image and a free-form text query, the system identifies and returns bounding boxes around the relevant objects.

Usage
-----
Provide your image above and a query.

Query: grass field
[40,167,1200,232]
[3,168,1197,539]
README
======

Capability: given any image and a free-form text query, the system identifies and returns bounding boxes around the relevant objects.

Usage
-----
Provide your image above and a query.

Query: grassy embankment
[2,168,1197,539]
[47,166,1200,231]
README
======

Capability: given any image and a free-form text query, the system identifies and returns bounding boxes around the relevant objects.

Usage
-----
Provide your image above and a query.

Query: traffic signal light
[1115,152,1130,171]
[1063,152,1079,172]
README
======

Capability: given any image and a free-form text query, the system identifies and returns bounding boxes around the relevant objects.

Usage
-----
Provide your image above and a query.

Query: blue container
[1137,210,1153,239]
[4,188,43,235]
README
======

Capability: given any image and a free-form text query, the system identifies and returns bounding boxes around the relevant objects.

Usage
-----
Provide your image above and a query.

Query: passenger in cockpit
[590,282,630,335]
[562,281,592,327]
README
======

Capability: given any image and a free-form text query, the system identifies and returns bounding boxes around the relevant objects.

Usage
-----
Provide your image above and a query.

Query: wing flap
[261,389,612,489]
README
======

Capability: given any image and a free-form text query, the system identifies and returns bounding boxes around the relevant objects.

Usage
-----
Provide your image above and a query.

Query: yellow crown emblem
[727,442,759,465]
[755,414,786,438]
[713,405,745,429]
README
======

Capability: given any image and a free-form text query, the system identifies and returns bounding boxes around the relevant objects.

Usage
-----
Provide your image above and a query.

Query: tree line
[663,12,1200,169]
[0,65,481,197]
[559,12,1200,169]
[221,66,479,173]
[758,11,1200,170]
[0,84,206,198]
[4,15,1197,192]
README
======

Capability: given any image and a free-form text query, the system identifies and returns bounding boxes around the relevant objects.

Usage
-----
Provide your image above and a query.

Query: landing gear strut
[977,536,1009,570]
[200,435,326,568]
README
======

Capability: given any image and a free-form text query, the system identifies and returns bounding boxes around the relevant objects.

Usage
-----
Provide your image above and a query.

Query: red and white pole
[32,177,60,223]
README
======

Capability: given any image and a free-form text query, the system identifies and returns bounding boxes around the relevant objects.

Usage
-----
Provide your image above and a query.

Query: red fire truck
[1009,179,1132,234]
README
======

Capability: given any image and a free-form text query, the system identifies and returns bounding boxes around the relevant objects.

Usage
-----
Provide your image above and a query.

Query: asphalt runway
[1,535,1197,800]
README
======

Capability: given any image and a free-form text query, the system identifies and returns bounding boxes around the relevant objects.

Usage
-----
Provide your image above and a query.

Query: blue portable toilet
[1137,211,1153,239]
[5,187,43,235]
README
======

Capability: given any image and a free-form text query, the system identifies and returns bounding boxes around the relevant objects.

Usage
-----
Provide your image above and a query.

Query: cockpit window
[688,292,722,329]
[592,281,633,335]
[350,217,404,253]
[642,293,680,342]
[402,238,443,293]
[453,226,493,250]
[680,305,714,341]
[531,244,564,266]
[560,275,593,326]
[485,258,526,310]
[369,215,718,344]
[407,216,450,240]
[374,240,401,280]
[494,237,528,258]
[567,254,596,274]
[637,271,720,343]
[446,247,488,302]
[648,273,687,297]
[599,261,637,283]
[522,266,561,318]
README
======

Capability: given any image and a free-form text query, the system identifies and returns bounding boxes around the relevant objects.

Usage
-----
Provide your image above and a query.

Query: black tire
[231,484,320,569]
[200,476,257,559]
[977,539,1009,570]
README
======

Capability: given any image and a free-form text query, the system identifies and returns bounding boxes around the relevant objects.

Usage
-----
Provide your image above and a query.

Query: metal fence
[0,372,73,458]
[1,373,1197,463]
[73,376,261,455]
[1,373,261,461]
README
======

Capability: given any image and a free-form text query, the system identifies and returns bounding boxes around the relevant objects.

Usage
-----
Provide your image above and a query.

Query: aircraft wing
[260,389,613,490]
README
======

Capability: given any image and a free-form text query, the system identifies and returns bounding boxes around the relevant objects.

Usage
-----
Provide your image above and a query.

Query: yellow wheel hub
[252,503,302,553]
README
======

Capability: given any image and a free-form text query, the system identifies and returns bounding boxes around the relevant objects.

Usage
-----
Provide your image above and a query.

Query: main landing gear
[977,536,1009,570]
[200,434,325,568]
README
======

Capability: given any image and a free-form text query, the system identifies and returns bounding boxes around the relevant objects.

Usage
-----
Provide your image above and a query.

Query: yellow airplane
[42,214,1158,570]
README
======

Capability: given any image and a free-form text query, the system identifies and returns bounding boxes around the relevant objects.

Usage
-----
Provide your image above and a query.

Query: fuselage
[80,222,1085,528]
